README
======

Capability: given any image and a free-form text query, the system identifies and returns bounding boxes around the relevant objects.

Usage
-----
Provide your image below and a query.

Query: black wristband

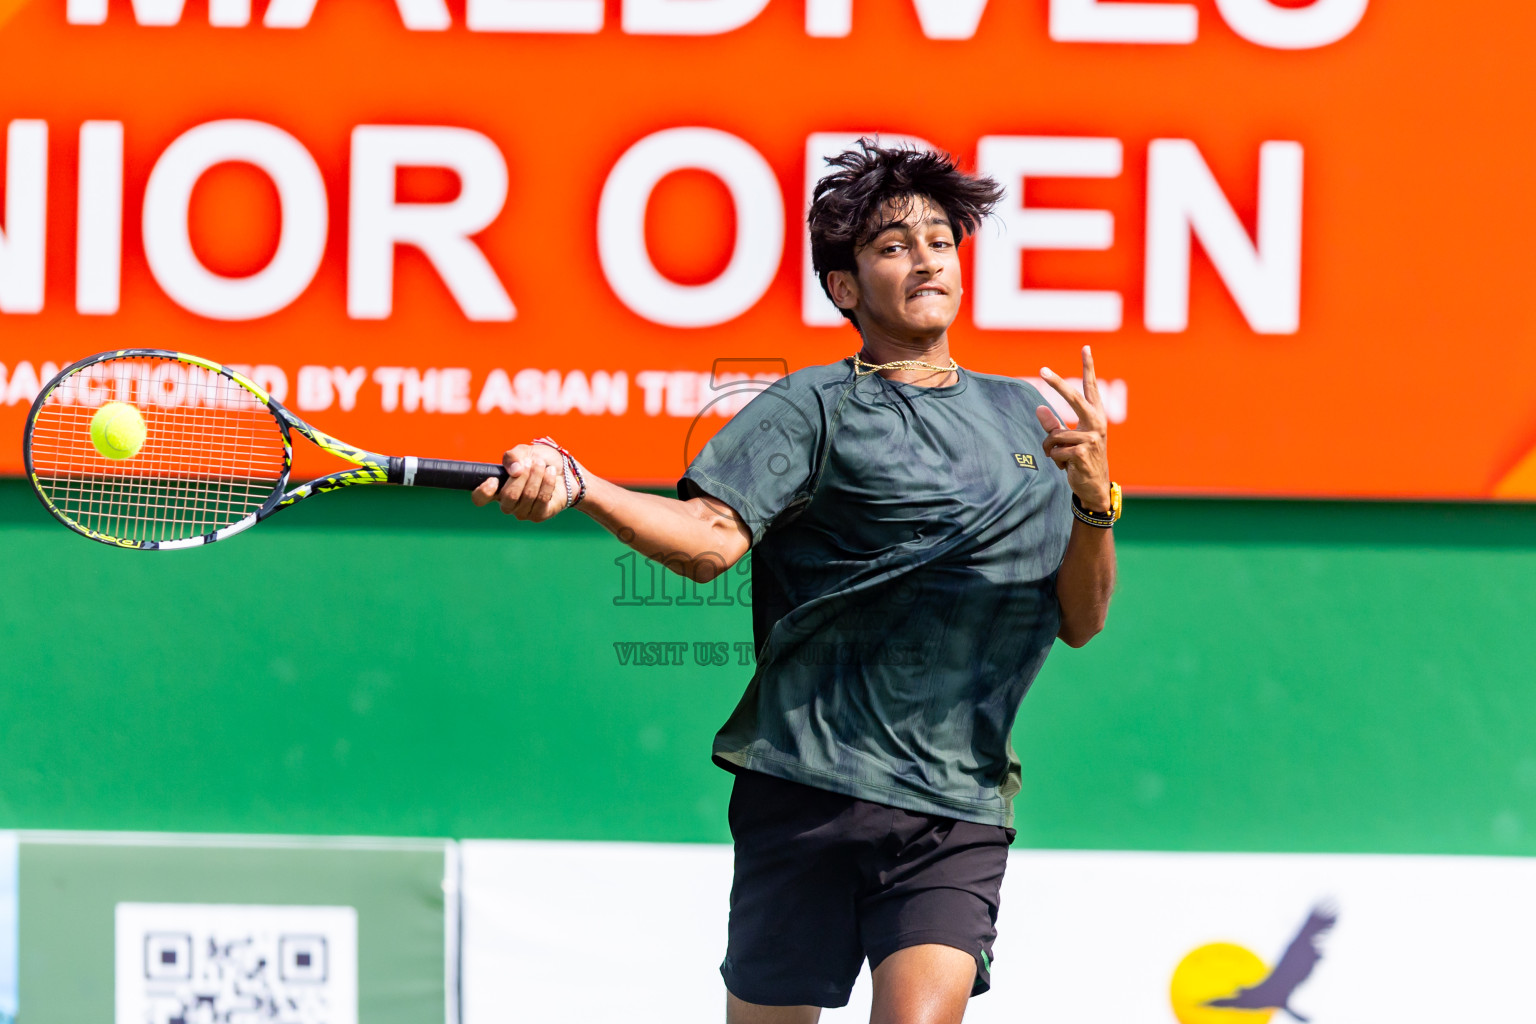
[1072,492,1117,528]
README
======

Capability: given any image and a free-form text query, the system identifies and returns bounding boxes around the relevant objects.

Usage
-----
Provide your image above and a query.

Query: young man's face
[830,196,962,342]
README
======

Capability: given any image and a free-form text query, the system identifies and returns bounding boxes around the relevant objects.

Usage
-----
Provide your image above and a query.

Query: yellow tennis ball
[90,401,147,460]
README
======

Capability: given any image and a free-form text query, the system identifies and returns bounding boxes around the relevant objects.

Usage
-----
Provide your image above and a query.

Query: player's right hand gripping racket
[22,349,512,550]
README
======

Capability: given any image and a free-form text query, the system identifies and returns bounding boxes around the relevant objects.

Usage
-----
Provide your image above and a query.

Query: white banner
[462,841,1536,1024]
[462,841,732,1024]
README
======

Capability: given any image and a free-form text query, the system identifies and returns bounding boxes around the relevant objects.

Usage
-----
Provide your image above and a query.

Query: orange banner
[2,0,1534,497]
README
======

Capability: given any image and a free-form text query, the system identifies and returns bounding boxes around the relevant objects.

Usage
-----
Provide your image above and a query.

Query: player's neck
[855,330,956,388]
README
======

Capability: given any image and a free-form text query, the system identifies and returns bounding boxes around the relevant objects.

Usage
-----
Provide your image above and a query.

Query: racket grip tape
[389,456,508,491]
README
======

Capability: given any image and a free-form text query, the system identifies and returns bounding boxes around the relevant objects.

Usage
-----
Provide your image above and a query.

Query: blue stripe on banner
[0,832,15,1023]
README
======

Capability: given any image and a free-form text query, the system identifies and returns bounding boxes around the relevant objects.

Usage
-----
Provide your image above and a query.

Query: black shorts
[721,768,1013,1008]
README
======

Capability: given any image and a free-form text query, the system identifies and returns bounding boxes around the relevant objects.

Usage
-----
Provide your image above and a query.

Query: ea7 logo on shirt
[1013,453,1037,470]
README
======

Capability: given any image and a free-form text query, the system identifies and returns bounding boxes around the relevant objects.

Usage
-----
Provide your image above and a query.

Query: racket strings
[28,357,287,543]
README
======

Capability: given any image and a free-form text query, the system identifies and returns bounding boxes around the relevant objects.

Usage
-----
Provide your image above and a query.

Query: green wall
[2,480,1534,855]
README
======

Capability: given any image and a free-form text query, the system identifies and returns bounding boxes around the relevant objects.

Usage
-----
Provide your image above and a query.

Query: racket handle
[390,457,508,491]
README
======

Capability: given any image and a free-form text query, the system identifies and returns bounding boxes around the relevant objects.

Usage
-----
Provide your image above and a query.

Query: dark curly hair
[808,138,1003,329]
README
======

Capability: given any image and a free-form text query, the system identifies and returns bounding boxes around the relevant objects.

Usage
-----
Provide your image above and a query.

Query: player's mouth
[907,285,948,301]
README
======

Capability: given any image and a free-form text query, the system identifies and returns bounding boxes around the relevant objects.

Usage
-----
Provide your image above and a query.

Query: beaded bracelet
[530,436,587,508]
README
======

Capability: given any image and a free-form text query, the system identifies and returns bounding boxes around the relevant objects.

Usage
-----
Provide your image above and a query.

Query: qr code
[115,903,357,1024]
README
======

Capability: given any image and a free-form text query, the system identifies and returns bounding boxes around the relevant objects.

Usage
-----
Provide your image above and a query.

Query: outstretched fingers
[1080,344,1100,405]
[1042,346,1109,432]
[1039,366,1090,425]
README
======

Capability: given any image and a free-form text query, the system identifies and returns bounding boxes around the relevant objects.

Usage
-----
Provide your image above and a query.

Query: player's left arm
[1037,346,1117,648]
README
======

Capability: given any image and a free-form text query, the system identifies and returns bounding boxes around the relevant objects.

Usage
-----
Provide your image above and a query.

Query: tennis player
[473,139,1117,1024]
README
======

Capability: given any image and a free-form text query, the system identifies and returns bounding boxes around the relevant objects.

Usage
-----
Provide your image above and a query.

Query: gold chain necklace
[852,353,960,378]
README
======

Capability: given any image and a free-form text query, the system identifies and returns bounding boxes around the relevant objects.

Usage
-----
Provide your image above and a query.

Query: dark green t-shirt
[678,357,1073,827]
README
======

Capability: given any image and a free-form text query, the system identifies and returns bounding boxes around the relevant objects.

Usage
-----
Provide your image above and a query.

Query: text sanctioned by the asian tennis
[0,359,1129,425]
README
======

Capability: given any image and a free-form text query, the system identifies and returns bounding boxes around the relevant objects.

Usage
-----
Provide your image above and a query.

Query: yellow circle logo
[1169,943,1275,1024]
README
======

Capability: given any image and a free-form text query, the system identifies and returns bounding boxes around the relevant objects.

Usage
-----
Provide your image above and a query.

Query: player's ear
[826,270,860,312]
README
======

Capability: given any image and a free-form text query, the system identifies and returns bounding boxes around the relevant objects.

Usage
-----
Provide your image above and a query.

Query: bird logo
[1169,903,1337,1024]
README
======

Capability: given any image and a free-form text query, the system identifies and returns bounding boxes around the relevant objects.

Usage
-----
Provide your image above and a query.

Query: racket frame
[23,349,497,551]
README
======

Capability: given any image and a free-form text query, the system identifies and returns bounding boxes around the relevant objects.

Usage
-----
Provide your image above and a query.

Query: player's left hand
[1036,345,1112,511]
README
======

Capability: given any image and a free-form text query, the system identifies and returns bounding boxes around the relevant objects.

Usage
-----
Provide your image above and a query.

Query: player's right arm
[580,476,751,583]
[470,443,750,583]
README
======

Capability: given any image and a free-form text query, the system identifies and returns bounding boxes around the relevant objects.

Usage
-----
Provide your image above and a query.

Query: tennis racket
[22,349,512,550]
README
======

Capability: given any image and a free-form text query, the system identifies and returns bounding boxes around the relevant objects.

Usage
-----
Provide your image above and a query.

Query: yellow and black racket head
[22,350,292,550]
